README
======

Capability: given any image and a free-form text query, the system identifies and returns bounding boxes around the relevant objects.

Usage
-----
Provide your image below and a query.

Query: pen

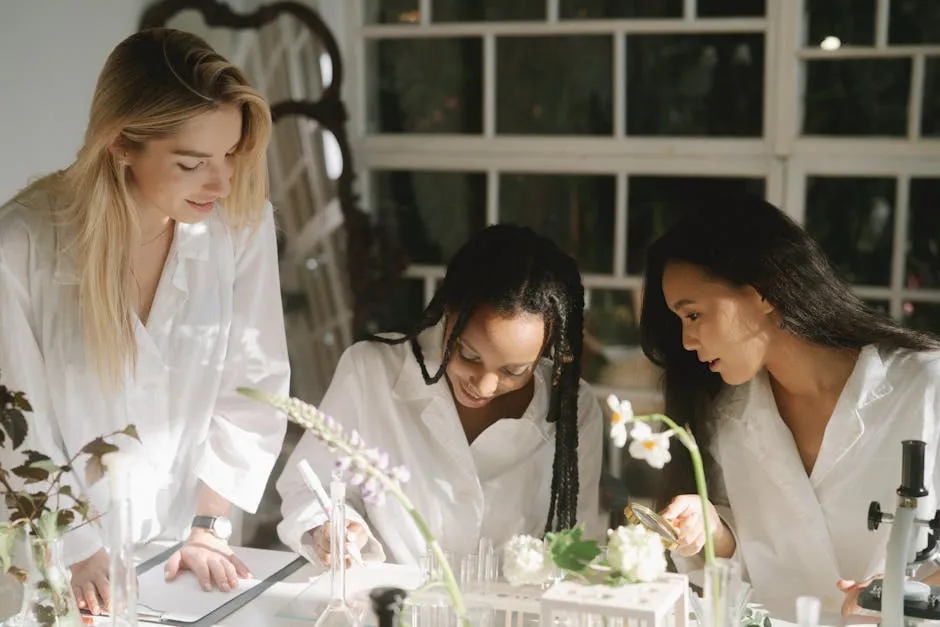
[296,460,367,569]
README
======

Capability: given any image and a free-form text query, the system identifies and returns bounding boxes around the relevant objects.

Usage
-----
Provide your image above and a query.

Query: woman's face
[443,305,546,409]
[122,103,242,224]
[662,260,776,385]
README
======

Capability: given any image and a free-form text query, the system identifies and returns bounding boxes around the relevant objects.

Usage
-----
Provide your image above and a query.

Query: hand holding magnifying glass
[626,495,727,557]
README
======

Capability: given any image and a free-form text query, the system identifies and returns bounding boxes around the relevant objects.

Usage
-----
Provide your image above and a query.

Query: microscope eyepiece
[899,440,929,499]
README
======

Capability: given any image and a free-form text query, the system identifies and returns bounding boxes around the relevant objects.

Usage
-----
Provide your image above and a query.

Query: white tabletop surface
[0,543,910,627]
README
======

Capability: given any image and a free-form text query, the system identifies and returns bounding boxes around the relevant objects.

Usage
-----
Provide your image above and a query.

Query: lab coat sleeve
[0,209,103,566]
[276,343,386,564]
[577,382,605,539]
[195,203,290,514]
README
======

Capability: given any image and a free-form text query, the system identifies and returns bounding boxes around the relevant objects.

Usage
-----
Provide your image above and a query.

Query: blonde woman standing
[0,29,289,613]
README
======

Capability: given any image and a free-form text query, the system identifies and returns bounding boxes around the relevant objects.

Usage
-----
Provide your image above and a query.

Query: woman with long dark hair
[277,224,603,566]
[640,196,940,616]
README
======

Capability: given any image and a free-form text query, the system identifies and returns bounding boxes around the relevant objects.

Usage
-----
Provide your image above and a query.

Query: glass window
[500,173,616,273]
[433,0,545,22]
[497,36,613,135]
[626,34,764,136]
[367,39,484,133]
[804,177,896,286]
[626,176,766,274]
[803,60,911,136]
[906,178,940,290]
[373,170,487,264]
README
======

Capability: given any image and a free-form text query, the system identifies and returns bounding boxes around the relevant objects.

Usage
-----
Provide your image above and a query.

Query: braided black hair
[373,224,586,533]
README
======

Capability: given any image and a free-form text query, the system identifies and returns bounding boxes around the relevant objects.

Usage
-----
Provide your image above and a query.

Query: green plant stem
[637,414,715,565]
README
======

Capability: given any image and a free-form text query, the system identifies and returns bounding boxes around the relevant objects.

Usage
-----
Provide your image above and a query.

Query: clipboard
[83,545,307,626]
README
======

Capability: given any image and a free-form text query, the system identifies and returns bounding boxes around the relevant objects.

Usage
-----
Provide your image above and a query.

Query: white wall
[0,1,146,201]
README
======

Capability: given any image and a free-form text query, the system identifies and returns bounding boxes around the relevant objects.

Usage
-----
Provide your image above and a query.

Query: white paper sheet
[134,546,298,622]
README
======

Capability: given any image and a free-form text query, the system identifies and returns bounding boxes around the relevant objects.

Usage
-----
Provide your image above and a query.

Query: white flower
[502,535,555,586]
[627,423,672,469]
[607,525,667,583]
[606,395,634,449]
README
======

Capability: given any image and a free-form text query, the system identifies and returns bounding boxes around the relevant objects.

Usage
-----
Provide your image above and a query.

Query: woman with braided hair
[277,224,603,567]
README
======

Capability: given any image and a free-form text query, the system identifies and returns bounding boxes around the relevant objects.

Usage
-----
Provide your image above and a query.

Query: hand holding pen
[297,460,369,568]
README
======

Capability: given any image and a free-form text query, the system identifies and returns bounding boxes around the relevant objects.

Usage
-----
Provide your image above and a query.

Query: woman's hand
[838,577,879,617]
[309,520,369,567]
[164,529,251,592]
[661,494,726,557]
[70,548,110,615]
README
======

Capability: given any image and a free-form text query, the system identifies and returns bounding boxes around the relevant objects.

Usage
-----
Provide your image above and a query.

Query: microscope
[858,440,940,626]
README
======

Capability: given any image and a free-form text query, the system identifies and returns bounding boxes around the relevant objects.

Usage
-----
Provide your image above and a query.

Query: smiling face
[661,260,777,385]
[443,305,546,409]
[121,103,243,224]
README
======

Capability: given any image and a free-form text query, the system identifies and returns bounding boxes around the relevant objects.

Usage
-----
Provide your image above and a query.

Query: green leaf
[84,455,105,486]
[545,526,600,573]
[80,437,119,458]
[36,510,60,541]
[0,406,28,449]
[122,424,140,442]
[12,391,32,412]
[0,522,17,575]
[58,485,74,499]
[11,464,50,484]
[29,459,59,474]
[73,497,90,521]
[55,509,75,530]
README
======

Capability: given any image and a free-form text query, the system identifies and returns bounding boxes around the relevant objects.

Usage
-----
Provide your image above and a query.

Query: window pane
[499,173,616,273]
[368,278,426,335]
[804,177,895,286]
[697,0,765,17]
[364,0,420,24]
[497,36,613,135]
[584,288,643,383]
[903,302,940,336]
[433,0,545,21]
[373,170,487,264]
[804,0,876,47]
[560,0,681,19]
[889,0,940,44]
[626,34,764,136]
[923,58,940,137]
[803,60,910,136]
[367,39,483,133]
[625,176,766,274]
[907,178,940,290]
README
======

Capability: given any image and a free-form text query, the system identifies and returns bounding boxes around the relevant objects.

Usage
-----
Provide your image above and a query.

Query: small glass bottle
[103,452,137,627]
[369,587,407,627]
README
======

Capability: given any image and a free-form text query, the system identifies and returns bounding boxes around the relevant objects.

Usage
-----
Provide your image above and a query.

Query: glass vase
[701,558,742,627]
[16,532,81,627]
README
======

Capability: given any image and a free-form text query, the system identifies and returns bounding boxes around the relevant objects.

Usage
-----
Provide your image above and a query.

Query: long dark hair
[373,224,586,532]
[640,196,940,504]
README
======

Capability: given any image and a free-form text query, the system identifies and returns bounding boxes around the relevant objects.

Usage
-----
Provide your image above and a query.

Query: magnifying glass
[624,503,680,551]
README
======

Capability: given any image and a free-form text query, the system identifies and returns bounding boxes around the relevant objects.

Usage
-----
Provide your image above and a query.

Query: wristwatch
[191,515,233,541]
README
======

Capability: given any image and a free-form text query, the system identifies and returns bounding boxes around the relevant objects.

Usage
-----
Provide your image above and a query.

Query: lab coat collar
[735,344,890,487]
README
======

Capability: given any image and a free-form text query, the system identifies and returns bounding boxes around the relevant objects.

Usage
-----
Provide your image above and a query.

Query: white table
[0,544,905,627]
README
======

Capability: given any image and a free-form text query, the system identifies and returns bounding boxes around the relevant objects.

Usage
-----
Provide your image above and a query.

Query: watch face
[213,517,233,540]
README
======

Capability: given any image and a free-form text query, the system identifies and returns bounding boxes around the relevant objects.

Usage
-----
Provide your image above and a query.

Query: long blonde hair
[14,28,271,387]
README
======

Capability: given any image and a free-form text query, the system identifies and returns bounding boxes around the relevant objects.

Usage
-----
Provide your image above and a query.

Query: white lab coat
[0,196,290,565]
[276,322,604,566]
[676,345,940,615]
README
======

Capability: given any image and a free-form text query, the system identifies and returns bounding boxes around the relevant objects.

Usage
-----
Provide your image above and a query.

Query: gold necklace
[140,221,174,246]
